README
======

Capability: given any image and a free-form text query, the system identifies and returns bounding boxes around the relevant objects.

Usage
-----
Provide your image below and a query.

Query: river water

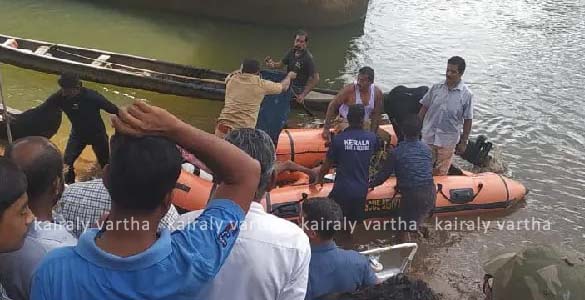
[1,0,584,297]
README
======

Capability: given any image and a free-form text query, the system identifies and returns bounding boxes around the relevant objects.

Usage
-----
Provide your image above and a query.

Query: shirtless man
[321,67,383,142]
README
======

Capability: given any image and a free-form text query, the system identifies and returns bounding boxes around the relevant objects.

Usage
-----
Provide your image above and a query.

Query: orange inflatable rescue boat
[172,169,527,221]
[274,124,397,168]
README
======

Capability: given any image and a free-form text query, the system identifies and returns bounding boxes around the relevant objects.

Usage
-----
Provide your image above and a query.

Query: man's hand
[321,128,331,143]
[264,56,276,68]
[307,168,319,184]
[295,92,306,104]
[111,100,183,138]
[287,71,297,80]
[456,140,467,155]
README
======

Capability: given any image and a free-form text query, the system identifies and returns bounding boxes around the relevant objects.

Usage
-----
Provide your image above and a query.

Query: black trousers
[64,132,109,183]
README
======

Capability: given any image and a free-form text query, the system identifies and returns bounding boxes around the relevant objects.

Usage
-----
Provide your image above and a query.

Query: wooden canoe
[0,34,336,111]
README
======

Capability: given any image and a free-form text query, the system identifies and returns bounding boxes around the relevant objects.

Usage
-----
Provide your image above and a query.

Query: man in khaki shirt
[216,59,296,138]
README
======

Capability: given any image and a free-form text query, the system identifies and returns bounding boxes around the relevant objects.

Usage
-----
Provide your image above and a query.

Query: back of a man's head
[106,134,182,212]
[5,136,63,202]
[224,128,275,200]
[58,72,81,89]
[347,104,366,128]
[348,275,439,300]
[303,197,343,240]
[0,157,28,220]
[400,115,422,139]
[242,59,261,74]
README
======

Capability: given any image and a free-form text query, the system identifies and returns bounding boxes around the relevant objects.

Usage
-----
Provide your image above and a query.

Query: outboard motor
[460,135,493,167]
[383,85,429,142]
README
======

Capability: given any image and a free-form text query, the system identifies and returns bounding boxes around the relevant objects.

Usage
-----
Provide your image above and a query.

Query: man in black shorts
[44,73,119,183]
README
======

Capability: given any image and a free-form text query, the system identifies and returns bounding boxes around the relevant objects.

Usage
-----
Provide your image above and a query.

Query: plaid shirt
[55,179,180,237]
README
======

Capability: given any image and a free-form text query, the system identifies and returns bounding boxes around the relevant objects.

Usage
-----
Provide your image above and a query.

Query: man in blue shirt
[303,198,378,300]
[370,115,436,242]
[31,101,261,300]
[316,104,378,222]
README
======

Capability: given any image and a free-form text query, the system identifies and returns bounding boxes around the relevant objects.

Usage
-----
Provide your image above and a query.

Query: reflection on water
[2,0,585,296]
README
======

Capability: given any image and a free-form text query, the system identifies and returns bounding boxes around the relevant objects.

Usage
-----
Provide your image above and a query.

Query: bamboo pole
[0,65,13,143]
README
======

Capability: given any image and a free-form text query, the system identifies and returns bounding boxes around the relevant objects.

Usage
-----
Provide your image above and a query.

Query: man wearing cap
[44,73,119,183]
[482,244,585,299]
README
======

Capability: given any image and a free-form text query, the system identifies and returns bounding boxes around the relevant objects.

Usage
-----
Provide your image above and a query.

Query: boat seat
[34,46,51,56]
[91,54,111,67]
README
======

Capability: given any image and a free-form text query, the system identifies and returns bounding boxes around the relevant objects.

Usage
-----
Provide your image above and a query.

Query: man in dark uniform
[315,104,378,222]
[45,73,118,183]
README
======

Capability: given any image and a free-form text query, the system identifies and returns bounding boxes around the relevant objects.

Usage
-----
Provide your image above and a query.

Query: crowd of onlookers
[0,101,442,300]
[2,30,583,299]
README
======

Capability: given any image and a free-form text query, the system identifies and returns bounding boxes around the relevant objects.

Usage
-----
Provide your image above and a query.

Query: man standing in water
[45,73,119,183]
[321,67,384,142]
[418,56,473,175]
[261,30,320,144]
[265,30,320,104]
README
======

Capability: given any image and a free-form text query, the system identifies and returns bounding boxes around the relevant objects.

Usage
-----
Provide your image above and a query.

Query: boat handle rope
[284,129,295,163]
[436,183,484,203]
[496,174,510,202]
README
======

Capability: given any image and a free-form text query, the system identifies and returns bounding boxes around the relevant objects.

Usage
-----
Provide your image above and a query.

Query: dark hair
[225,128,276,200]
[0,158,27,218]
[5,137,63,201]
[242,59,261,74]
[447,56,466,75]
[294,29,309,42]
[107,134,182,212]
[358,66,375,82]
[58,72,81,89]
[347,274,439,300]
[347,104,365,128]
[400,115,422,139]
[303,197,343,240]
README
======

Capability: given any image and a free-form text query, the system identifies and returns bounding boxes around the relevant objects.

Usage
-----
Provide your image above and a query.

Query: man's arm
[322,86,350,140]
[315,158,333,186]
[278,242,311,300]
[456,93,474,155]
[276,160,318,183]
[456,119,473,155]
[111,100,260,212]
[94,93,119,115]
[417,105,428,122]
[279,72,296,92]
[370,87,384,133]
[295,72,320,104]
[418,86,433,122]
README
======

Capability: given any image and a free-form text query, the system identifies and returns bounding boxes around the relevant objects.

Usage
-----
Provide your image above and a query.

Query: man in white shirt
[0,137,77,300]
[174,128,311,300]
[418,56,474,175]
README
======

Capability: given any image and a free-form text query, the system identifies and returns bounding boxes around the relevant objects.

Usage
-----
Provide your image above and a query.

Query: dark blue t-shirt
[305,241,378,300]
[327,128,378,201]
[370,139,434,189]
